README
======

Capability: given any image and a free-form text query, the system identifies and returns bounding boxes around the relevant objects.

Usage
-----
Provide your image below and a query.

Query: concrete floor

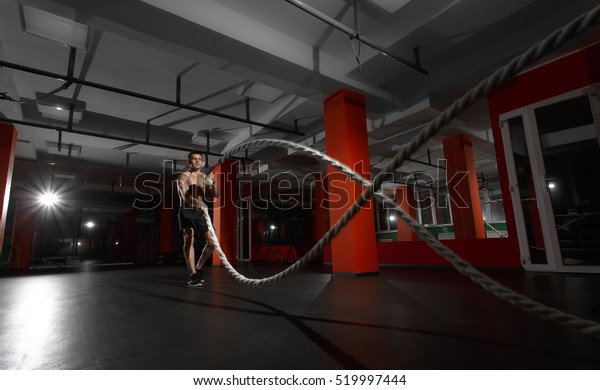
[1,263,599,369]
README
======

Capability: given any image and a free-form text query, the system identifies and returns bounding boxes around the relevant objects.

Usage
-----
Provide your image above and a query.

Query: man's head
[188,151,204,171]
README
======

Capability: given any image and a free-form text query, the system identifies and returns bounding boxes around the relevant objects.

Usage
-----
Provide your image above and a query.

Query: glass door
[500,85,600,273]
[237,198,251,262]
[533,90,600,270]
[501,113,558,270]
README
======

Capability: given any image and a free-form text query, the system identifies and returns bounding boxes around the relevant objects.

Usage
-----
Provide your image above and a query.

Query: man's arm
[205,172,218,198]
[211,172,219,198]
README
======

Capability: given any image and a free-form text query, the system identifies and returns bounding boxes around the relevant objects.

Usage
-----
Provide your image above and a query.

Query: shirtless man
[177,151,218,287]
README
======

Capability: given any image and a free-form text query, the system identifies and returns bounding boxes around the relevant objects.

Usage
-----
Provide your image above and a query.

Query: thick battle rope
[202,5,600,338]
[483,220,508,238]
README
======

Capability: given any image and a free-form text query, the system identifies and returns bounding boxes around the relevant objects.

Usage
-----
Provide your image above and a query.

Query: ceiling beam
[283,0,428,75]
[0,59,304,137]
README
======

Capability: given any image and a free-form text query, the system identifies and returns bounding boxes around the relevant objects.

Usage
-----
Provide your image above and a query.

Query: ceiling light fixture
[36,92,86,122]
[19,4,90,50]
[53,173,77,180]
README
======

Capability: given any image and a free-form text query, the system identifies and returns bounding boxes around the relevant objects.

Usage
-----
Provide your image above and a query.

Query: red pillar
[311,175,331,263]
[123,212,137,262]
[10,202,37,269]
[212,159,238,266]
[323,89,378,275]
[0,124,17,253]
[442,133,486,239]
[159,207,172,255]
[159,179,178,255]
[395,185,419,241]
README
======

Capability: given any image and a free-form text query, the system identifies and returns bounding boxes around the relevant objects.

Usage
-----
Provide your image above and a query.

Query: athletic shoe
[187,272,204,287]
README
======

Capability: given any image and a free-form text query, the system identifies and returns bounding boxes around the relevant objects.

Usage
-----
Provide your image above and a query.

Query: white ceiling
[1,0,599,187]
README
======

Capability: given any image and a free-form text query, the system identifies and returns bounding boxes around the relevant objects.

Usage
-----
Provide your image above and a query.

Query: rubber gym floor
[1,263,599,369]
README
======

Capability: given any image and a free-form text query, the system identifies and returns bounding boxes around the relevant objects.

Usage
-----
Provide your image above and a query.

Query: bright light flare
[85,221,95,228]
[37,191,60,207]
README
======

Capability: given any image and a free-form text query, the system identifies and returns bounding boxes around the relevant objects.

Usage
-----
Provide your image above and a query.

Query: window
[480,176,506,223]
[434,186,452,225]
[416,185,452,226]
[375,194,398,232]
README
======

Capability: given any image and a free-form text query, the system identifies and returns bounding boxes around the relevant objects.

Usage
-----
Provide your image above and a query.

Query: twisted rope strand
[201,138,373,287]
[483,220,508,238]
[202,5,600,337]
[374,193,600,337]
[207,137,600,338]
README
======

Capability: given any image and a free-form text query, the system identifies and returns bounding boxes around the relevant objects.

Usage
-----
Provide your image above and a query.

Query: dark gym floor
[1,263,599,369]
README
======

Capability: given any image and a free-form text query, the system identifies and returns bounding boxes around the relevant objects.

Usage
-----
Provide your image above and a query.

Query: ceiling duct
[19,4,90,50]
[241,82,285,103]
[367,0,412,14]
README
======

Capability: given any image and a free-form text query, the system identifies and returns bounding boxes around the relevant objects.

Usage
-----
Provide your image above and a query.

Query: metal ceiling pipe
[0,117,251,161]
[406,157,445,170]
[283,0,428,75]
[0,59,304,137]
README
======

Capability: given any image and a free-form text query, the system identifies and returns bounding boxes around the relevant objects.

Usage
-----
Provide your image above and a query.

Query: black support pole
[0,117,251,161]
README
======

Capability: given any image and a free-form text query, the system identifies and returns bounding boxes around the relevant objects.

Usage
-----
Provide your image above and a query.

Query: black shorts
[178,208,209,236]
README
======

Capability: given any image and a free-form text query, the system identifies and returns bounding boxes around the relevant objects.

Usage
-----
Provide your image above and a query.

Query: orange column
[323,89,378,275]
[0,123,17,253]
[124,212,137,262]
[212,159,238,266]
[442,133,486,239]
[395,185,419,241]
[311,175,331,263]
[158,205,173,255]
[10,202,38,269]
